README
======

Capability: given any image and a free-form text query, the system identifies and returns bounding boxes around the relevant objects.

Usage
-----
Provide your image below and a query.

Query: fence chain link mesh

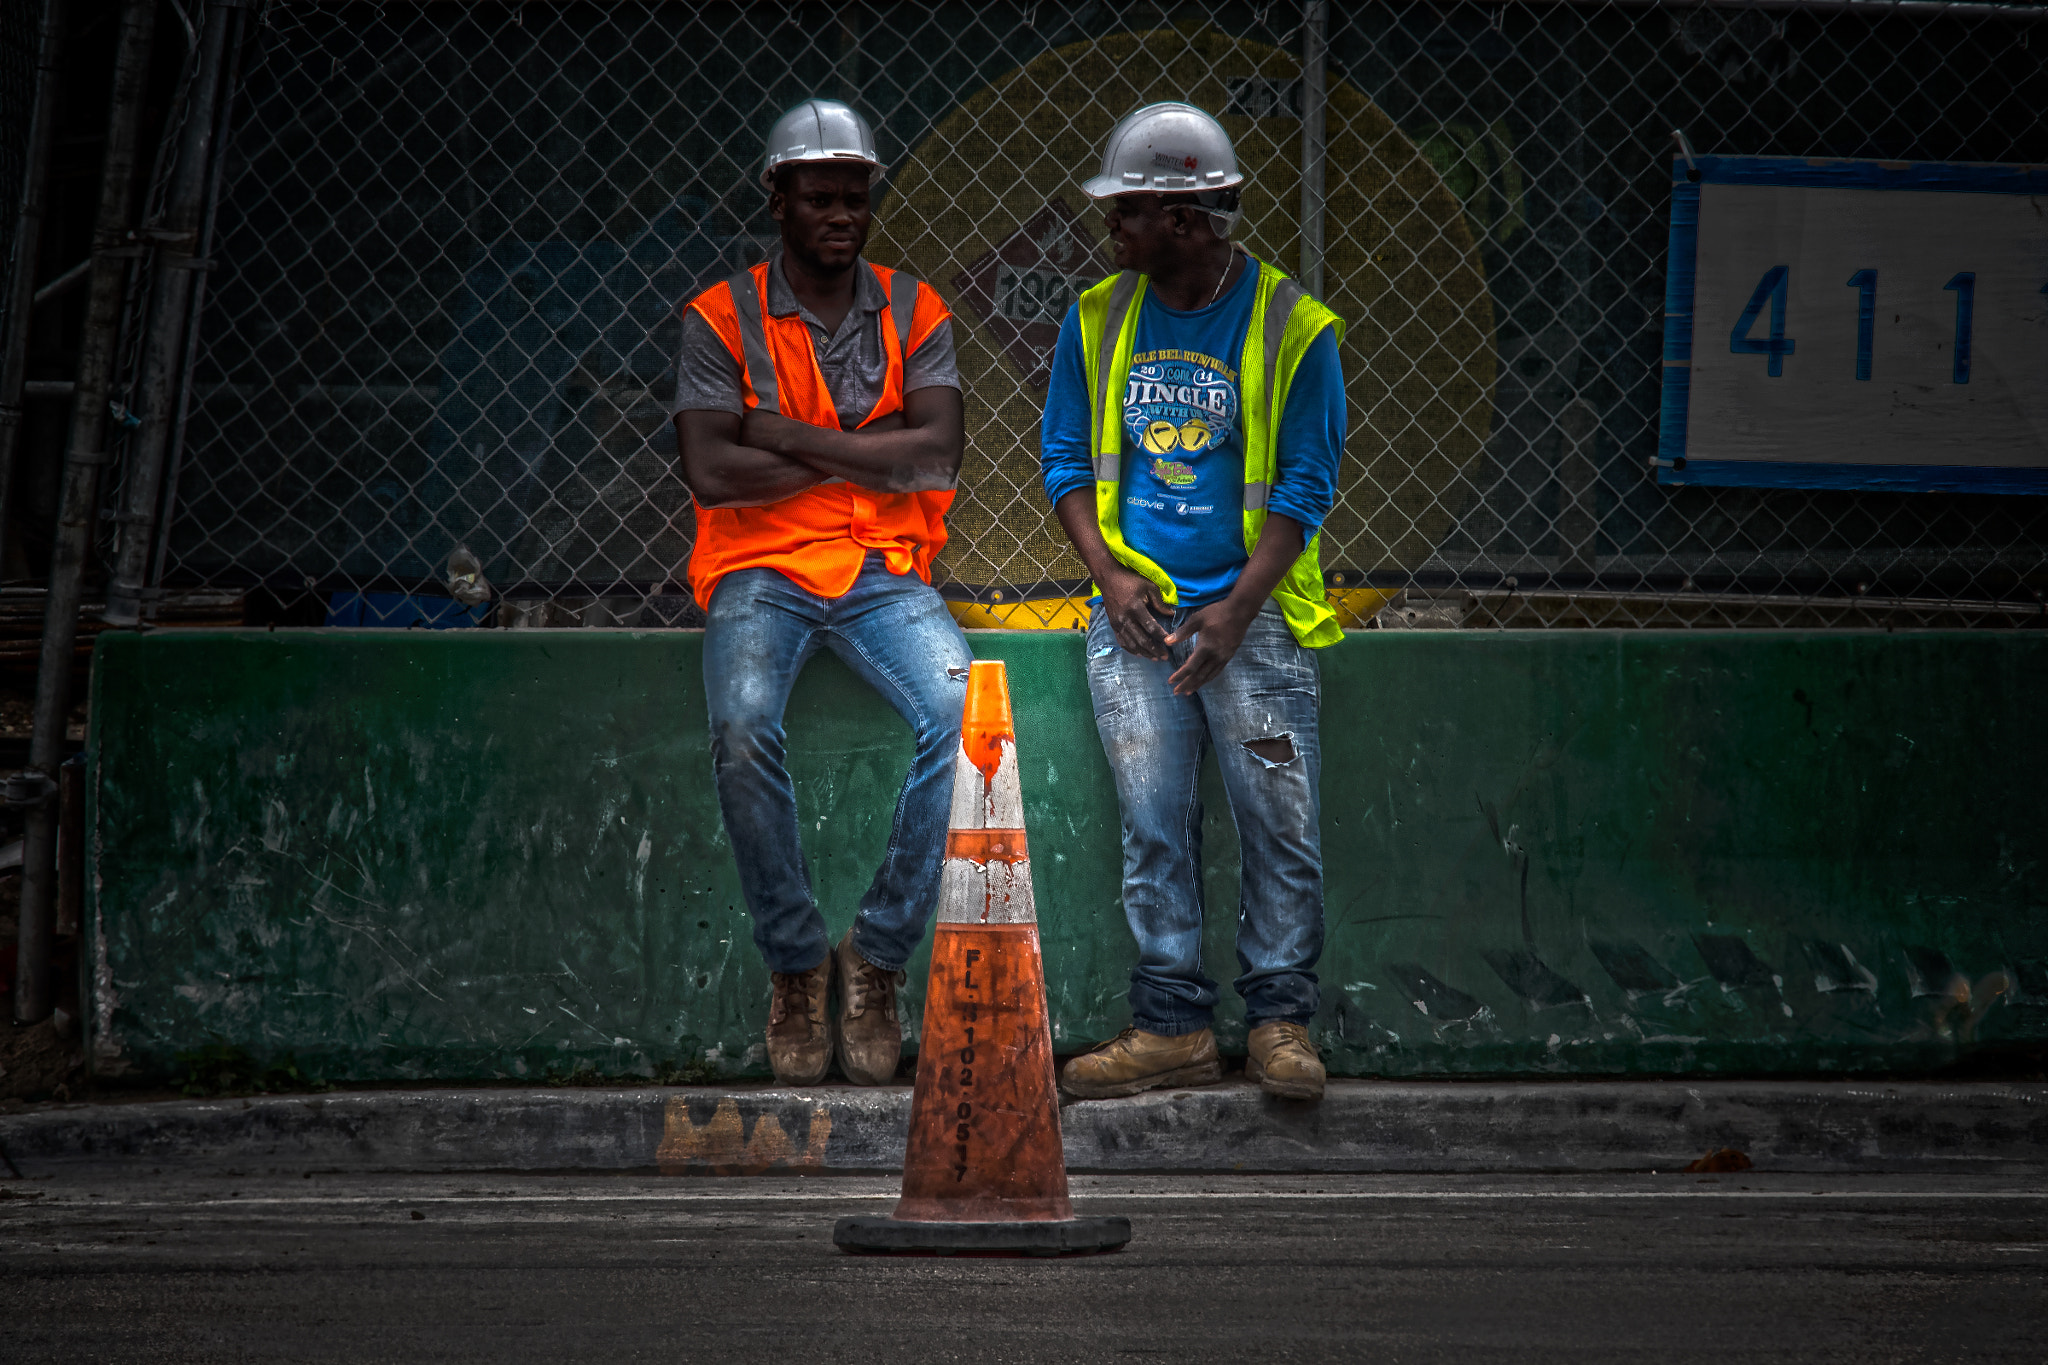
[157,0,2048,629]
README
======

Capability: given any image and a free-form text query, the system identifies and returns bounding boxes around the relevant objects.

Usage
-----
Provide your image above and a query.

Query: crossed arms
[676,386,965,509]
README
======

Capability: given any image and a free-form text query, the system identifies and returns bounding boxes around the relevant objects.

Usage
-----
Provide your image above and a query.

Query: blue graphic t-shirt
[1039,257,1345,608]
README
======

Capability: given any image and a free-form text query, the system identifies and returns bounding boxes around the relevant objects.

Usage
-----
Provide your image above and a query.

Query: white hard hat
[1082,102,1244,237]
[761,98,882,188]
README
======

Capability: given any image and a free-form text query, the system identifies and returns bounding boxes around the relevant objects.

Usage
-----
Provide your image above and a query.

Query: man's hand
[1098,562,1171,660]
[1163,599,1257,695]
[1159,511,1310,695]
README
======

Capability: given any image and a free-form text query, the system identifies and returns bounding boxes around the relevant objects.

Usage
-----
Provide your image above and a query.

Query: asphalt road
[3,1169,2045,1362]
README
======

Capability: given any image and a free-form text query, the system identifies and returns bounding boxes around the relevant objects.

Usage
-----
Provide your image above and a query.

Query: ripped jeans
[704,554,973,975]
[1085,602,1324,1035]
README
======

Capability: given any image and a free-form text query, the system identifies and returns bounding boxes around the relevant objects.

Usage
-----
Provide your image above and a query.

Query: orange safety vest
[683,259,956,609]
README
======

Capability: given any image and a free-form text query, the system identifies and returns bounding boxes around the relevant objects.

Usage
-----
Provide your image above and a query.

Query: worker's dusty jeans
[704,555,973,975]
[1085,603,1324,1035]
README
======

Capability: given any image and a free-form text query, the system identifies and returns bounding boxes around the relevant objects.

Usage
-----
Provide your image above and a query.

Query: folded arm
[675,408,840,509]
[677,386,962,509]
[740,384,962,494]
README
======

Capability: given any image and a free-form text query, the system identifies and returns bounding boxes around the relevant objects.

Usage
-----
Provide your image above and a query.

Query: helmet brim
[1080,172,1249,201]
[761,155,885,189]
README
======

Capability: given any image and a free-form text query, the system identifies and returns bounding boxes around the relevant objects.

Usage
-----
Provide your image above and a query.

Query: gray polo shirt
[674,254,960,431]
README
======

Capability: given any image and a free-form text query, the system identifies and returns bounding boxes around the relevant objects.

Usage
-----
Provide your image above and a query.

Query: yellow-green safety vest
[1077,255,1346,649]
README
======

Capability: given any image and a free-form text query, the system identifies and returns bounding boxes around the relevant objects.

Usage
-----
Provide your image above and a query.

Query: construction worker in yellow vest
[1040,103,1346,1103]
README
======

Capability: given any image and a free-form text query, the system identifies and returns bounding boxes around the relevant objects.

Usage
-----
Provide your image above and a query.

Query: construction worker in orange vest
[674,99,970,1087]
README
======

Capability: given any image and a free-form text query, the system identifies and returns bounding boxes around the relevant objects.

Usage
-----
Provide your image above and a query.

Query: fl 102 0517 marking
[955,948,980,1182]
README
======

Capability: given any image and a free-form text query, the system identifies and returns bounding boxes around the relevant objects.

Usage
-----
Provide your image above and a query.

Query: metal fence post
[1298,0,1326,298]
[0,0,69,589]
[15,0,157,1025]
[104,0,239,628]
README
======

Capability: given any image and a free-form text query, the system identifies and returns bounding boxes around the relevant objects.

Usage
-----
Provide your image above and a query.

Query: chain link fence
[153,0,2048,629]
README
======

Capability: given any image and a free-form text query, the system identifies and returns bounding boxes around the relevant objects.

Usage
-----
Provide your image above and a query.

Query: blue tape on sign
[1664,461,2048,496]
[1656,172,1700,468]
[1684,156,2048,195]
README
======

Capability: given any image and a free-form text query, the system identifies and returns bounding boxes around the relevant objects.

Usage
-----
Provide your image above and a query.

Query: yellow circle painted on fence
[870,24,1495,608]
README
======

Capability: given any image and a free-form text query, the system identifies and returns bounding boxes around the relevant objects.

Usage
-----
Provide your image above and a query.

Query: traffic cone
[834,659,1130,1256]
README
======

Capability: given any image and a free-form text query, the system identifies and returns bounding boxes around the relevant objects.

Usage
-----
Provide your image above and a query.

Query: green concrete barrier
[86,629,2048,1083]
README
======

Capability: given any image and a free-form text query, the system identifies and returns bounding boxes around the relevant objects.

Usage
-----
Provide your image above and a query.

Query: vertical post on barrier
[104,0,239,627]
[1298,0,1327,298]
[15,0,158,1024]
[0,0,69,589]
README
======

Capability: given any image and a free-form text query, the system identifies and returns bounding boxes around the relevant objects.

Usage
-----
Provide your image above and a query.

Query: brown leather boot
[1058,1026,1223,1100]
[833,931,906,1085]
[1246,1020,1325,1101]
[765,955,832,1085]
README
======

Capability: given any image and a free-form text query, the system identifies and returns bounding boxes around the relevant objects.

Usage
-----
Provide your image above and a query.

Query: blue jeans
[704,554,973,974]
[1085,603,1324,1035]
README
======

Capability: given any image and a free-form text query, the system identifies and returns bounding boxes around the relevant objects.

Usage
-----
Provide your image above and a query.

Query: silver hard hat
[761,98,882,188]
[1082,102,1245,237]
[1082,102,1245,196]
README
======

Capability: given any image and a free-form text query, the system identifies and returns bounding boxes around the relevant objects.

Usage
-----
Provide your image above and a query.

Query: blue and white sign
[1659,156,2048,494]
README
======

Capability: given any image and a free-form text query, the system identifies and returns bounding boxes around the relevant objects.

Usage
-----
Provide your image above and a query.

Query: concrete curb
[3,1081,2044,1176]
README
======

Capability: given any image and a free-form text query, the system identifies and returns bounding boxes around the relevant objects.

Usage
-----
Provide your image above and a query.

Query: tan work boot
[765,955,833,1085]
[833,931,906,1085]
[1246,1020,1325,1101]
[1059,1026,1223,1100]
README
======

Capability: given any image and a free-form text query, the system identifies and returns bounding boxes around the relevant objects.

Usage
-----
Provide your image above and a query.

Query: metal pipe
[0,0,70,602]
[15,0,158,1025]
[32,257,89,307]
[1298,1,1327,298]
[149,1,249,593]
[105,0,236,628]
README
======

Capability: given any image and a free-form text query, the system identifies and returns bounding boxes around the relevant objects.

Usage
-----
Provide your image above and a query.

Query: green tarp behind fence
[87,629,2048,1081]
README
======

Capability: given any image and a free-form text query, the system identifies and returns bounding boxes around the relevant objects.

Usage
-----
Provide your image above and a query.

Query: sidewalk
[4,1080,2044,1176]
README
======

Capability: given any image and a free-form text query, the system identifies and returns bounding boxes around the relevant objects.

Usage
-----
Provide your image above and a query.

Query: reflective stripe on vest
[727,267,782,414]
[1087,271,1141,485]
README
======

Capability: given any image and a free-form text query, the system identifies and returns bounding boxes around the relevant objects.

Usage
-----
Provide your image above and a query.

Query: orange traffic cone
[834,660,1130,1256]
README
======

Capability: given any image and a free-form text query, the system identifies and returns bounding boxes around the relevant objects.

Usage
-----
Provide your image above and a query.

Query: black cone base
[833,1215,1131,1256]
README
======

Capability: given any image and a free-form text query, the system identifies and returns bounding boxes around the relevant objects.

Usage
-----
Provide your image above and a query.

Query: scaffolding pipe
[105,0,237,627]
[1298,0,1327,299]
[0,0,70,592]
[15,0,158,1024]
[148,2,248,593]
